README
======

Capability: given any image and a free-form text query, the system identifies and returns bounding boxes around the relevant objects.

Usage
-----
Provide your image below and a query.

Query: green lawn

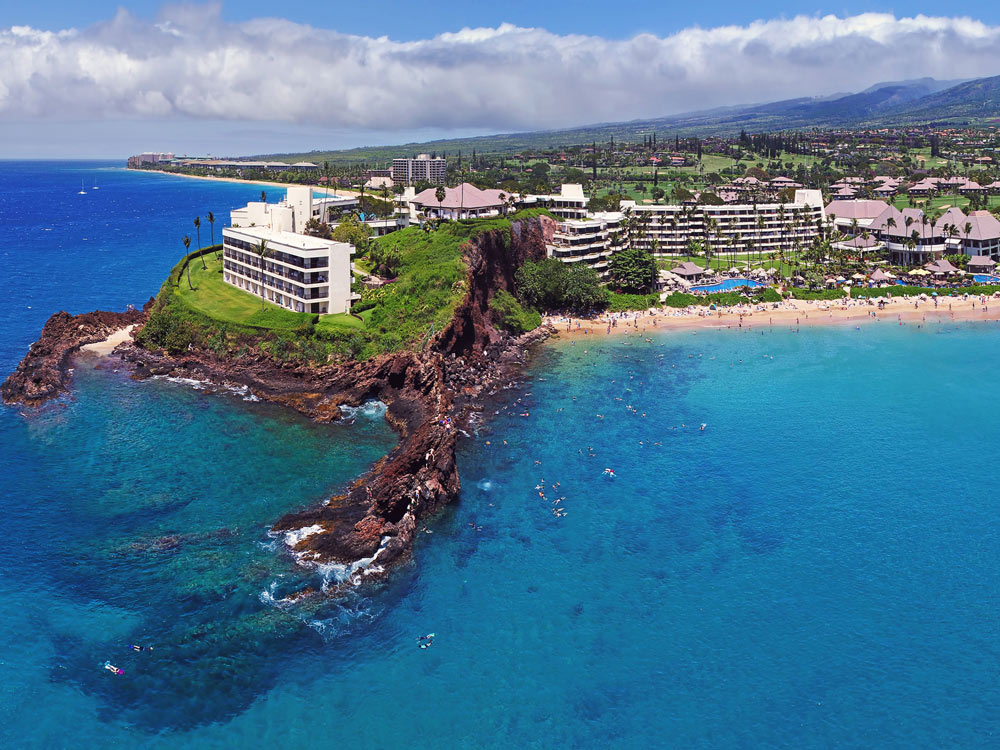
[175,256,316,329]
[315,311,367,333]
[892,193,1000,213]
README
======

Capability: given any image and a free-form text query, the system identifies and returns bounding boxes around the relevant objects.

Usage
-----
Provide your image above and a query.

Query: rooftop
[224,224,347,252]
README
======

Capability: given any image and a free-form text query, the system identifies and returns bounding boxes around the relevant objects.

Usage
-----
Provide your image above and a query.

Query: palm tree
[207,210,216,245]
[911,229,922,266]
[194,216,207,269]
[182,235,193,290]
[253,239,272,312]
[777,203,786,252]
[381,185,393,218]
[705,217,718,270]
[435,186,446,220]
[755,212,765,272]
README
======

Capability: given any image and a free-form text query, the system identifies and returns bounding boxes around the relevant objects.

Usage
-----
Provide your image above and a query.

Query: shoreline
[79,324,136,355]
[133,168,361,195]
[546,294,1000,337]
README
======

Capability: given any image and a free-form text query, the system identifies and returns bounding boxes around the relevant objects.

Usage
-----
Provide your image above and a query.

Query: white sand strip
[80,325,136,355]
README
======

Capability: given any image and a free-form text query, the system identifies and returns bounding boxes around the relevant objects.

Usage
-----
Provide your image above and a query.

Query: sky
[3,1,1000,158]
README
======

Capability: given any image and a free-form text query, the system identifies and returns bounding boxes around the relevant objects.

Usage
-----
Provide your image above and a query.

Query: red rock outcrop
[3,216,555,577]
[2,307,148,406]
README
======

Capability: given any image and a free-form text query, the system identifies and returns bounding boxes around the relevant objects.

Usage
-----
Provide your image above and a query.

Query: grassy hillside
[877,74,1000,126]
[253,76,992,163]
[137,212,546,365]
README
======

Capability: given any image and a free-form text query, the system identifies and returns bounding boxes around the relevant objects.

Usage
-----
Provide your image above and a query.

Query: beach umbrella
[729,267,741,274]
[932,292,938,296]
[851,273,866,280]
[836,276,846,282]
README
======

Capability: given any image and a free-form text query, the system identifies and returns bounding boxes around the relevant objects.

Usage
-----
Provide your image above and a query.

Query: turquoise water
[973,274,1000,284]
[691,278,764,293]
[2,163,999,747]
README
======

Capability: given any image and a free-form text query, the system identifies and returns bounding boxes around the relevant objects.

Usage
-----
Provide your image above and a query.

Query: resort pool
[973,274,1000,284]
[691,278,765,293]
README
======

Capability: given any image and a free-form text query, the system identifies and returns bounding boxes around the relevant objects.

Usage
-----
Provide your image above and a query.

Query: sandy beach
[546,293,1000,337]
[80,325,136,355]
[139,169,361,196]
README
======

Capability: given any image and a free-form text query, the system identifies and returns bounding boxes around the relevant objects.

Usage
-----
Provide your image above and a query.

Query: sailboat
[92,178,99,190]
[78,180,87,195]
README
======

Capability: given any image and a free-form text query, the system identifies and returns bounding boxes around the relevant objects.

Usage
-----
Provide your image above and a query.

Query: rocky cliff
[3,215,557,580]
[2,307,149,406]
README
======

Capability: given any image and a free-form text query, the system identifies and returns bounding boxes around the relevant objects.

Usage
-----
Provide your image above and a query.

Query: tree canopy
[607,247,657,294]
[515,258,608,313]
[331,214,373,251]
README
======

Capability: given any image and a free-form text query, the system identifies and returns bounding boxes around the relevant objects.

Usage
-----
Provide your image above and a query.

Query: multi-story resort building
[824,199,890,234]
[541,188,825,277]
[626,192,824,257]
[521,184,589,219]
[126,152,174,168]
[547,212,625,278]
[223,187,354,315]
[391,154,447,185]
[866,204,1000,265]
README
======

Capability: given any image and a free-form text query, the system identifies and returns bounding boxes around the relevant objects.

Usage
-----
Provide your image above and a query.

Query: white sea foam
[283,524,323,548]
[337,400,388,423]
[258,580,279,606]
[476,479,494,492]
[316,536,390,592]
[150,375,260,401]
[257,539,279,553]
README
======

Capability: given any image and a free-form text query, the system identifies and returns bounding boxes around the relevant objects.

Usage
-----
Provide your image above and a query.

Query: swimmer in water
[129,644,152,652]
[103,661,124,675]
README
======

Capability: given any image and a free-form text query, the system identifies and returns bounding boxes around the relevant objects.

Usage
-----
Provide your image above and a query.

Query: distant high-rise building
[391,154,446,185]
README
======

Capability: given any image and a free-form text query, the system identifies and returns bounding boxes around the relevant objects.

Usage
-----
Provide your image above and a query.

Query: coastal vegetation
[515,258,608,313]
[137,212,550,364]
[490,290,542,333]
[608,246,657,294]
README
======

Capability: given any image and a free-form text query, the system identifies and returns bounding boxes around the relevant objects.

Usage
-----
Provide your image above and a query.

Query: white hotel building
[625,190,824,257]
[547,212,625,278]
[222,187,354,315]
[543,188,825,277]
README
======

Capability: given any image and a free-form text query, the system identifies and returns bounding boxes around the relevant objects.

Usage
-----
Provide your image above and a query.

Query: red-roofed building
[410,183,507,219]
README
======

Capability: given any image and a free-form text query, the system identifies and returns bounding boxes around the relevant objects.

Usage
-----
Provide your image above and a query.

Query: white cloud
[2,6,1000,133]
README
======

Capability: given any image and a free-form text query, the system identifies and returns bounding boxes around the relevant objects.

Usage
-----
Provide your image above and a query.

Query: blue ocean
[1,162,998,748]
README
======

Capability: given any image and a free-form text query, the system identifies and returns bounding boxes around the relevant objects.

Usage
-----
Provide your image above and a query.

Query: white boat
[78,180,87,195]
[92,179,99,190]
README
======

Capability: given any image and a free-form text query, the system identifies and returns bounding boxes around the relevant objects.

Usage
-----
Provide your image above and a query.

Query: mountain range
[262,75,1000,164]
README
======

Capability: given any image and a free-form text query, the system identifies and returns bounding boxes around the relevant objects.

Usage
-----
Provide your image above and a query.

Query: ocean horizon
[1,161,998,748]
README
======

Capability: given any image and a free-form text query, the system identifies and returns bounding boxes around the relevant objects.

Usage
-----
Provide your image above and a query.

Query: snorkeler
[103,661,124,675]
[128,644,153,652]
